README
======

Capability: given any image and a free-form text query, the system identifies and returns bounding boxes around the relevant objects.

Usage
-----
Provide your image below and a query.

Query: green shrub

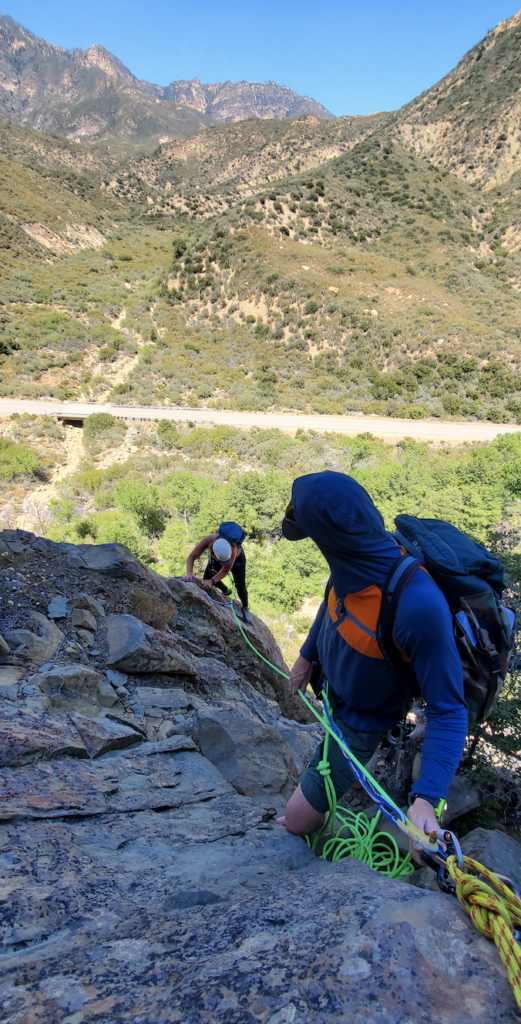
[0,437,41,482]
[83,413,117,438]
[441,394,462,415]
[75,518,98,540]
[94,510,149,561]
[157,420,178,449]
[113,478,166,536]
[83,413,127,451]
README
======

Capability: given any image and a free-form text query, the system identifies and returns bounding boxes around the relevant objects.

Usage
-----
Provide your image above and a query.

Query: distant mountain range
[0,8,520,429]
[0,13,333,152]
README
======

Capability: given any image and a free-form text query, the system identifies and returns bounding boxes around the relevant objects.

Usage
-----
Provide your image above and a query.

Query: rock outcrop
[0,528,519,1023]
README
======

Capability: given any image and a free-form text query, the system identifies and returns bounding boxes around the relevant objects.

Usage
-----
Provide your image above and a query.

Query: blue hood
[291,471,400,596]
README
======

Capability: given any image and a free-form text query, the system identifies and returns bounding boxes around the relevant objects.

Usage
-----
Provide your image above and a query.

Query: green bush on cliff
[0,437,42,482]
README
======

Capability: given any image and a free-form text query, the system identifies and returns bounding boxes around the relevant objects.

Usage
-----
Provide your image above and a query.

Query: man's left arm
[394,578,468,861]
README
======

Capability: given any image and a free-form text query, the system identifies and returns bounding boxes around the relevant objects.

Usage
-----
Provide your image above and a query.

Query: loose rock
[47,596,69,619]
[6,612,62,668]
[462,827,521,892]
[442,774,483,825]
[106,614,196,676]
[68,712,143,758]
[72,592,105,617]
[71,608,97,632]
[0,703,88,767]
[35,665,118,717]
[194,703,296,798]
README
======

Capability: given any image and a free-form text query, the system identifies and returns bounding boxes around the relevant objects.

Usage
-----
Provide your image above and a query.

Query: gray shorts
[300,716,385,815]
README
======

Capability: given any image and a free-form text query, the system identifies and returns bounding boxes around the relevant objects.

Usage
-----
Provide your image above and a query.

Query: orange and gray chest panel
[328,585,386,660]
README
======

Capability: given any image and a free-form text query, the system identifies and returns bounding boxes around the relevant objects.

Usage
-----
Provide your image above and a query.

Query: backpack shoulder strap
[377,554,423,671]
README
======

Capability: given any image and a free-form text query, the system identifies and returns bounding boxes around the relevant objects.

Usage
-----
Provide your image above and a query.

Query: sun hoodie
[294,471,468,804]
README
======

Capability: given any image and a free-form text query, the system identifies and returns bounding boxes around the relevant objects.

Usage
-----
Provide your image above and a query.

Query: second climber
[184,521,250,623]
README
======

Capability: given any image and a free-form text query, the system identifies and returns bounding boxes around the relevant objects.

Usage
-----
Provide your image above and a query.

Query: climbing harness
[185,578,521,1009]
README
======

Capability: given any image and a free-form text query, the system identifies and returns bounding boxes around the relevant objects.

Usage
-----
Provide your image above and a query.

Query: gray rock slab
[192,656,239,688]
[6,613,63,668]
[47,596,68,620]
[35,665,117,718]
[104,712,148,737]
[128,687,194,712]
[461,827,521,893]
[274,717,319,775]
[31,537,50,553]
[106,669,128,688]
[0,682,19,701]
[0,821,515,1022]
[0,633,10,654]
[194,704,296,798]
[0,747,231,820]
[166,577,308,723]
[76,628,94,645]
[7,539,24,554]
[0,665,24,692]
[74,542,173,598]
[0,703,88,767]
[71,608,97,632]
[138,736,197,755]
[68,713,143,759]
[68,552,87,569]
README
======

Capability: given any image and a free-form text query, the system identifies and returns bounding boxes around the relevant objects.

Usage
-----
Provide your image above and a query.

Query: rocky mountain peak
[163,77,335,122]
[83,43,136,83]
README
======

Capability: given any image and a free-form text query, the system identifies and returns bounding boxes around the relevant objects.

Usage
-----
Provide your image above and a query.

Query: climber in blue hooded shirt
[278,471,468,865]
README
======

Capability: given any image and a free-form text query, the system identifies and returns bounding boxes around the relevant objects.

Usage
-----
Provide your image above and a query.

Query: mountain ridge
[0,8,519,428]
[0,12,333,152]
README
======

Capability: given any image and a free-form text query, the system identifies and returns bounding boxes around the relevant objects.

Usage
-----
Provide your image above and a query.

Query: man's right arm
[290,601,327,694]
[300,600,326,663]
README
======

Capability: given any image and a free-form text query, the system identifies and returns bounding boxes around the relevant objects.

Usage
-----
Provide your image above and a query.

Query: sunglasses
[282,501,308,541]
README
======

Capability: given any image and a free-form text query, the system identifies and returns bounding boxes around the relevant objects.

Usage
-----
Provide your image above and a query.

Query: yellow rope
[446,854,521,1009]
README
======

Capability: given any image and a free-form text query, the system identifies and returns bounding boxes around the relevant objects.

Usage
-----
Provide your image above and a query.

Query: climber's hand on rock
[183,573,194,583]
[289,655,313,696]
[202,579,214,590]
[407,797,445,866]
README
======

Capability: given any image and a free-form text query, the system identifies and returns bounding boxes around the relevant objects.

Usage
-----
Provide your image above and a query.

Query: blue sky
[4,1,520,115]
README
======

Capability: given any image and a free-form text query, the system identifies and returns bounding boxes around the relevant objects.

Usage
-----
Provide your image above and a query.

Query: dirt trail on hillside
[15,426,85,531]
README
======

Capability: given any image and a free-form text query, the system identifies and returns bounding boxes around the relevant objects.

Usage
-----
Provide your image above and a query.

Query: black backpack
[378,516,516,725]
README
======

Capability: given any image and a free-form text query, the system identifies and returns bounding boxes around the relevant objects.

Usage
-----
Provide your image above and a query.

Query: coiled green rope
[306,726,414,876]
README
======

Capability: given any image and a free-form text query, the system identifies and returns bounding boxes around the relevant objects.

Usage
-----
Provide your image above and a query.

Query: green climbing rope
[218,585,414,878]
[305,723,414,876]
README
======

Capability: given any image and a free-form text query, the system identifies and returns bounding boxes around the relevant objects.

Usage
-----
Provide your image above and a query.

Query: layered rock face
[0,529,518,1022]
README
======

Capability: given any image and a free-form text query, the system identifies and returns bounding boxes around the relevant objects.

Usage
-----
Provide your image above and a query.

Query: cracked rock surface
[0,531,518,1022]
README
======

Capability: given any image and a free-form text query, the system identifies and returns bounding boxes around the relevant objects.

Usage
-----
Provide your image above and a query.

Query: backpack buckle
[488,645,501,675]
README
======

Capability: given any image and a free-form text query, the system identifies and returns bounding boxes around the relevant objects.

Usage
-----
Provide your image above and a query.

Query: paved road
[0,398,519,443]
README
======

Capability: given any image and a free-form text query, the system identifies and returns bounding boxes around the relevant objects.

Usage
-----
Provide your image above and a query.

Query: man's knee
[283,785,325,836]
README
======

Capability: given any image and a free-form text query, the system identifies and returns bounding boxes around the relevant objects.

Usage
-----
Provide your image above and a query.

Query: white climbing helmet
[213,538,232,562]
